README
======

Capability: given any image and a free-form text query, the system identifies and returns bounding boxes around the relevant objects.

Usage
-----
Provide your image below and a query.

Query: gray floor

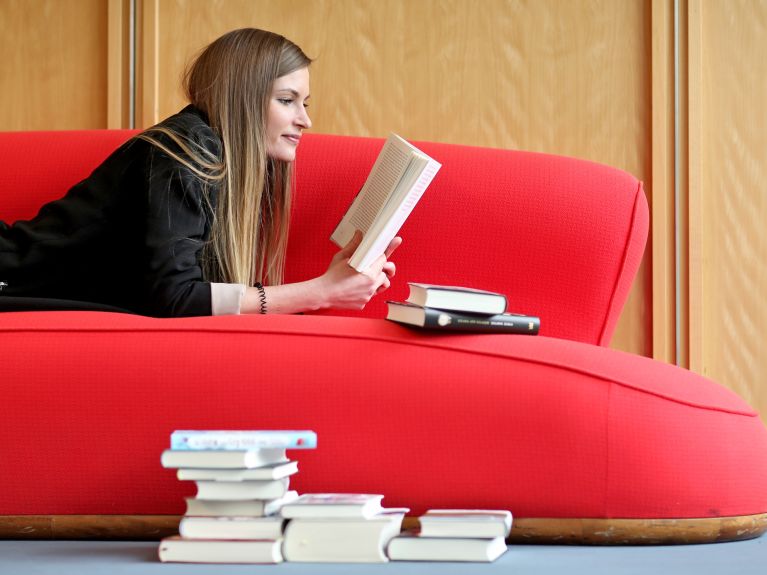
[0,537,765,575]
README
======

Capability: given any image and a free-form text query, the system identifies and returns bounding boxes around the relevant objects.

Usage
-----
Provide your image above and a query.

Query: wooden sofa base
[1,514,765,545]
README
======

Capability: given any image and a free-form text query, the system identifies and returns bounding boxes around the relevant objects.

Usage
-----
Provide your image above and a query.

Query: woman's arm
[241,232,401,314]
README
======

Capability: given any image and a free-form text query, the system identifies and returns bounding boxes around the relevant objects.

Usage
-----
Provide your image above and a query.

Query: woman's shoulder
[142,105,222,160]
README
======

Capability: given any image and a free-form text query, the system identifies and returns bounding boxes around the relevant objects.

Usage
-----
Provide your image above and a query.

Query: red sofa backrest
[0,130,648,345]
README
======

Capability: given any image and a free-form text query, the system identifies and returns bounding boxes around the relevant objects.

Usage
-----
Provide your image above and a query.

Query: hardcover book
[176,460,298,482]
[418,509,513,538]
[331,134,441,271]
[282,512,406,563]
[178,516,285,540]
[193,477,290,501]
[158,536,284,564]
[161,448,288,469]
[184,490,299,517]
[170,429,317,451]
[386,302,540,334]
[280,493,394,519]
[405,283,507,314]
[387,533,507,562]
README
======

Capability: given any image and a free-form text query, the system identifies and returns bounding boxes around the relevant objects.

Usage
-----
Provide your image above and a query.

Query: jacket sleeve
[140,139,217,318]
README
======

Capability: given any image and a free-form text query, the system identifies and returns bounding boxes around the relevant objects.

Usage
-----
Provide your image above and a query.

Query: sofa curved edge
[1,514,764,545]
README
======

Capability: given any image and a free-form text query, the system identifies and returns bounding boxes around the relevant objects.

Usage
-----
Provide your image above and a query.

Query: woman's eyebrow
[275,88,310,99]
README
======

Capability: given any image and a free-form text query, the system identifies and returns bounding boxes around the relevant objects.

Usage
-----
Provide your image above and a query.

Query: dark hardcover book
[386,302,539,334]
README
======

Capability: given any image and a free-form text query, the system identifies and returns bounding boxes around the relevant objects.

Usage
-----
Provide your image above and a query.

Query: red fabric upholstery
[1,312,765,518]
[1,129,766,520]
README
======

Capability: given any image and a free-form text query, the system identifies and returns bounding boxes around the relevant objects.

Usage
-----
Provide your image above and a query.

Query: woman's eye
[278,98,293,105]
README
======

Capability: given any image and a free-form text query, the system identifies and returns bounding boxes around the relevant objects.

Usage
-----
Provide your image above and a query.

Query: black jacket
[0,106,222,317]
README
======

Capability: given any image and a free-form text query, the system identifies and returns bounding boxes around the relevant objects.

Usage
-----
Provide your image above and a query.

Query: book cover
[386,302,540,334]
[406,283,507,315]
[170,430,316,451]
[331,133,441,272]
[194,477,290,501]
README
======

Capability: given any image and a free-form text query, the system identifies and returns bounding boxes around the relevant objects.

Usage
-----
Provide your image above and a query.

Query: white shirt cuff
[210,283,246,316]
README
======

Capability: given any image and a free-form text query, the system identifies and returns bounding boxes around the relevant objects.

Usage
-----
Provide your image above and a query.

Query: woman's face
[266,67,312,162]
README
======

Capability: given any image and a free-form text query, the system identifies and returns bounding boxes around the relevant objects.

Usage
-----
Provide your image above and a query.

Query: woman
[0,28,399,317]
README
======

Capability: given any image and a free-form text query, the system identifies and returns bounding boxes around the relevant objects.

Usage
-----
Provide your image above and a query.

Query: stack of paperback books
[387,509,512,562]
[386,282,540,334]
[158,429,316,564]
[281,493,409,562]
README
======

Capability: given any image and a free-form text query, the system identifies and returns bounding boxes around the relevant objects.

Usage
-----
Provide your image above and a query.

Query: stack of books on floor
[386,282,540,334]
[158,429,316,564]
[387,509,512,562]
[281,493,409,562]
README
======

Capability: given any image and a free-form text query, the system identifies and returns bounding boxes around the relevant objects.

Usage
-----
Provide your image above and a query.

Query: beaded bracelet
[254,282,267,314]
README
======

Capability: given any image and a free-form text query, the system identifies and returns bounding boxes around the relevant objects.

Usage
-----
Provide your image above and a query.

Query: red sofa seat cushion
[2,311,765,519]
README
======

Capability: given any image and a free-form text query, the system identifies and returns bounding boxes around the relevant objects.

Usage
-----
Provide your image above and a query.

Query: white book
[331,133,441,271]
[178,516,285,540]
[177,461,298,481]
[170,429,316,450]
[160,448,287,469]
[405,283,508,315]
[158,536,283,564]
[194,478,289,501]
[184,490,298,517]
[387,534,508,562]
[282,512,405,563]
[418,509,513,538]
[280,493,393,519]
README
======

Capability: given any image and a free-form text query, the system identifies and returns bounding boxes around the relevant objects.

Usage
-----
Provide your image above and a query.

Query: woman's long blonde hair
[142,28,311,286]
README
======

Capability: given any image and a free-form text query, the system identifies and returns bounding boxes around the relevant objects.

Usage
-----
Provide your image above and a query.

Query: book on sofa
[405,283,508,315]
[330,133,441,271]
[386,301,540,334]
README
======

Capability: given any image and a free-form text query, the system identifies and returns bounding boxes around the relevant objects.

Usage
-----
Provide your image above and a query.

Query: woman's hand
[241,231,401,314]
[315,231,402,310]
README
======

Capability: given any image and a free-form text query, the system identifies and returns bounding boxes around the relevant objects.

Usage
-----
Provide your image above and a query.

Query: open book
[331,134,442,271]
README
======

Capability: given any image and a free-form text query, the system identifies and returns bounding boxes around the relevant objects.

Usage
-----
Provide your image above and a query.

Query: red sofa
[1,130,766,543]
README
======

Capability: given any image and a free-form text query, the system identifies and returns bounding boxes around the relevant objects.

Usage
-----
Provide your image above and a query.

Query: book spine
[423,308,540,334]
[170,430,317,451]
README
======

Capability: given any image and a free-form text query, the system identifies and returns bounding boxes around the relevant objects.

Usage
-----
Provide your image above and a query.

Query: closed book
[184,491,298,517]
[161,448,288,469]
[387,533,507,562]
[177,461,298,482]
[170,429,316,451]
[178,516,285,540]
[386,302,540,334]
[158,536,283,564]
[406,283,507,314]
[418,509,512,538]
[280,493,389,519]
[282,512,405,563]
[194,478,289,501]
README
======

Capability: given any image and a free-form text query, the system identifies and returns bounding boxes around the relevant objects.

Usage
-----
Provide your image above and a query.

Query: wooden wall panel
[142,0,652,357]
[695,0,767,421]
[0,0,108,130]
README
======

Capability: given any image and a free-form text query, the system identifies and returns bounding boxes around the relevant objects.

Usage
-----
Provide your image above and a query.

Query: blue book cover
[170,430,317,451]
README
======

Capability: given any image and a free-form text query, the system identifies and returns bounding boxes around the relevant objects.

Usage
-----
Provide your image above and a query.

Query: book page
[330,134,418,247]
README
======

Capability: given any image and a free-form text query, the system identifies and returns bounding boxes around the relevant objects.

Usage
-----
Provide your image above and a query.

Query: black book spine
[422,308,540,334]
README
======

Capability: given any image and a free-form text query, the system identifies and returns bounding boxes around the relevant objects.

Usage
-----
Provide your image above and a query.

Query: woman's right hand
[315,231,401,310]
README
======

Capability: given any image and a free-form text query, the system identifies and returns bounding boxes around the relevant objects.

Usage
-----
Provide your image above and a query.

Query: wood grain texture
[695,0,767,424]
[140,0,652,357]
[0,0,108,130]
[1,514,765,544]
